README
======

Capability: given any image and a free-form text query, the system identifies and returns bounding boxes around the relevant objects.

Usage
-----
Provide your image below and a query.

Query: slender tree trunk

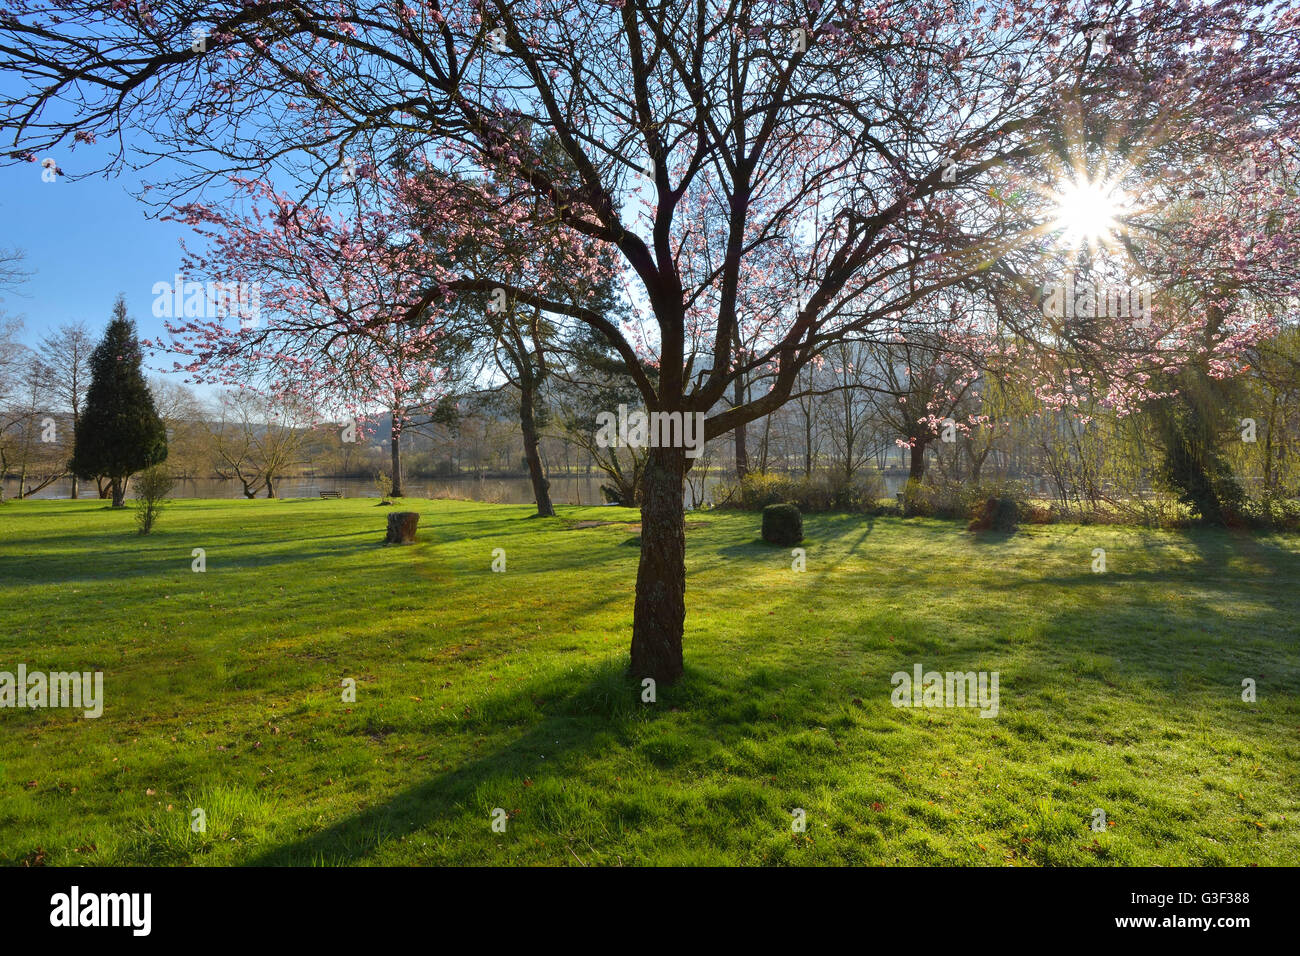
[1264,395,1277,493]
[390,419,404,498]
[69,412,78,499]
[631,445,686,685]
[733,375,749,480]
[519,379,554,517]
[804,415,813,477]
[110,477,125,508]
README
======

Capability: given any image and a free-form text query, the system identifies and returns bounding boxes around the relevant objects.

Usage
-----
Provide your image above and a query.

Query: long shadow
[966,529,1017,545]
[240,648,835,866]
[977,529,1300,594]
[243,659,663,865]
[990,571,1300,697]
[0,531,382,584]
[246,520,1299,866]
[0,511,641,585]
[1,526,384,550]
[782,523,1298,694]
[0,503,126,515]
[713,511,874,561]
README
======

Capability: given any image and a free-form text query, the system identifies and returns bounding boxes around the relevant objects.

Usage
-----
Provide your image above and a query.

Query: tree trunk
[1264,395,1277,493]
[909,439,928,481]
[804,415,813,477]
[902,439,929,517]
[390,419,404,498]
[733,374,749,480]
[630,445,686,685]
[110,477,125,508]
[519,380,554,517]
[69,412,79,499]
[384,511,420,544]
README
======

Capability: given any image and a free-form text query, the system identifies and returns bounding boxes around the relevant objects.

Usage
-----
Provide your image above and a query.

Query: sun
[1049,175,1131,249]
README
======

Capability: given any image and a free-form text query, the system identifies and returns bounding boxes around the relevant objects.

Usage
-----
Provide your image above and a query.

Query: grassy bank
[1,497,1296,865]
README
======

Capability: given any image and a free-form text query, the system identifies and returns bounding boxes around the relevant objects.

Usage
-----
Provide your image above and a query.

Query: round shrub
[967,495,1019,532]
[725,470,888,514]
[762,502,803,545]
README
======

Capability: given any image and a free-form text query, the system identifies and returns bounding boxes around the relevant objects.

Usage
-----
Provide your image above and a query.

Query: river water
[5,472,923,506]
[3,474,725,507]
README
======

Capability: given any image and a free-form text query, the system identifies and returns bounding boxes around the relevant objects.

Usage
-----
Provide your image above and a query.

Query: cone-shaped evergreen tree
[70,297,167,507]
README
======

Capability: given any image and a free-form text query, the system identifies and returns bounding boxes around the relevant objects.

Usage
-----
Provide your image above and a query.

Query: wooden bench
[319,490,344,499]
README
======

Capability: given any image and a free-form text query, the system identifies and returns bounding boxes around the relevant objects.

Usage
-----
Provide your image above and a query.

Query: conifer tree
[70,297,167,507]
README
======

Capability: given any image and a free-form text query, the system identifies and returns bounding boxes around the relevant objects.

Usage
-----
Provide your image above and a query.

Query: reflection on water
[2,474,728,506]
[5,473,1146,508]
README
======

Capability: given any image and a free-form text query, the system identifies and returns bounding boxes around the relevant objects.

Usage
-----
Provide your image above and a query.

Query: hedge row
[717,471,888,513]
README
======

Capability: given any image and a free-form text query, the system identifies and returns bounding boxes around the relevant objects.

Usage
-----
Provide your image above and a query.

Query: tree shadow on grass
[0,502,124,514]
[713,513,874,571]
[0,530,384,585]
[717,515,878,606]
[242,657,731,866]
[896,527,1300,693]
[979,525,1300,594]
[0,510,646,585]
[965,529,1017,545]
[980,588,1300,719]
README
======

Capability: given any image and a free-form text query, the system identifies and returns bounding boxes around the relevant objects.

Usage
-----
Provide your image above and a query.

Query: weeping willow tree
[1144,297,1248,525]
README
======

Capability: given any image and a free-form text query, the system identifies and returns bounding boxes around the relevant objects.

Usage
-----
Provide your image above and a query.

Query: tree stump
[384,511,420,544]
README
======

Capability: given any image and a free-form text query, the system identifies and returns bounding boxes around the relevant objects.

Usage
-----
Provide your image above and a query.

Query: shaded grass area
[0,497,1296,866]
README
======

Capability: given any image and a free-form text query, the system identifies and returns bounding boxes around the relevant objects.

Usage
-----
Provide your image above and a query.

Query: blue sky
[0,152,195,376]
[0,29,198,374]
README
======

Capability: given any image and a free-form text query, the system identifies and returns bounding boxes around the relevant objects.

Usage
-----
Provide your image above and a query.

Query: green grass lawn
[1,496,1297,866]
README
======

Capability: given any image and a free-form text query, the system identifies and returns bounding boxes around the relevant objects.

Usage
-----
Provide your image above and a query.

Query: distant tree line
[4,284,1299,526]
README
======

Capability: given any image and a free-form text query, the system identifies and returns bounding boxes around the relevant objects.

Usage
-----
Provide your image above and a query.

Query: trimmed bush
[902,478,1034,527]
[720,470,887,513]
[902,477,966,518]
[1022,502,1056,525]
[967,495,1019,532]
[762,502,803,545]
